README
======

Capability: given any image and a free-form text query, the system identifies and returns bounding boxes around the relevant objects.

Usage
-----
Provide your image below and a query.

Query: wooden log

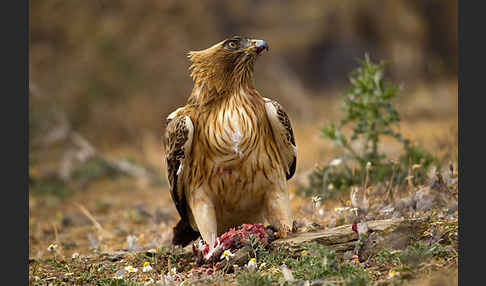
[220,217,427,270]
[276,217,427,258]
[276,218,422,246]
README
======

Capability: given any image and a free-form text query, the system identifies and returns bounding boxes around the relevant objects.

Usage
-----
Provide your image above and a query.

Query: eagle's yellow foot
[268,223,292,239]
[275,225,292,239]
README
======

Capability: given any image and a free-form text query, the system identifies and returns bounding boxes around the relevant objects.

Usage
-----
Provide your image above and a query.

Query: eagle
[164,36,297,248]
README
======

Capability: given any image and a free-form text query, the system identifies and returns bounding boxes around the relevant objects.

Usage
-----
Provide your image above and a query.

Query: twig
[362,163,370,193]
[52,222,60,248]
[407,158,414,191]
[385,162,397,204]
[75,203,113,239]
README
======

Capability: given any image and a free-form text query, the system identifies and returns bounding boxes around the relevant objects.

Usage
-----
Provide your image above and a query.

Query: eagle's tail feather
[172,219,200,246]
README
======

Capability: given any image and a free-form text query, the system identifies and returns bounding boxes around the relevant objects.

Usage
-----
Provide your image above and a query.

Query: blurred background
[29,0,457,260]
[30,0,457,150]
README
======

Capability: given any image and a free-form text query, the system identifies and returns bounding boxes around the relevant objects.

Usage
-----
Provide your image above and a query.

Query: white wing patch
[263,97,297,180]
[167,107,185,122]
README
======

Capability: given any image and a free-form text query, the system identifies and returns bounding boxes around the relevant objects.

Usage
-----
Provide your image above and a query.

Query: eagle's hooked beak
[250,39,269,55]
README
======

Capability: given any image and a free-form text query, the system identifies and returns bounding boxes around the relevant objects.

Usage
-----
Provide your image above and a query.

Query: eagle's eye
[226,40,238,50]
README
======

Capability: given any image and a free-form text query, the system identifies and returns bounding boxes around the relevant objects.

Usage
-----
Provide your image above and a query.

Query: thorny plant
[299,54,436,199]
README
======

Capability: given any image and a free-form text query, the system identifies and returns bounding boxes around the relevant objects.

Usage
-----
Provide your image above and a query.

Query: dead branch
[274,218,424,249]
[220,217,427,270]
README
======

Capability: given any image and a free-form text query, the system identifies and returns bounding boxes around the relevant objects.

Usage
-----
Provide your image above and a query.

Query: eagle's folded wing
[164,109,194,221]
[264,98,297,180]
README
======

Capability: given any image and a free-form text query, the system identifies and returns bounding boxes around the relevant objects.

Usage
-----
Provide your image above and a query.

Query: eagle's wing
[164,108,194,222]
[263,98,297,180]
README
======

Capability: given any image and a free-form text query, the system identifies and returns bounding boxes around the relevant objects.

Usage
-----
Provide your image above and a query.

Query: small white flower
[387,269,400,279]
[220,250,235,261]
[328,183,334,190]
[64,272,74,277]
[142,262,153,272]
[113,269,125,279]
[47,244,58,252]
[169,267,177,276]
[246,258,257,272]
[258,262,267,270]
[34,276,40,281]
[124,265,138,273]
[329,158,343,167]
[71,252,79,259]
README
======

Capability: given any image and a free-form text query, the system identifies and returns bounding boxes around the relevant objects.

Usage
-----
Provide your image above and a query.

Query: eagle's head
[188,36,269,94]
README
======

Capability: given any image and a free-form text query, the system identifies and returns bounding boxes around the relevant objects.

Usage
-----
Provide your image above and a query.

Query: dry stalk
[76,203,113,239]
[384,161,397,204]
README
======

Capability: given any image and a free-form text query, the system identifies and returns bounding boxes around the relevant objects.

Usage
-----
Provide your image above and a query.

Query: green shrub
[299,54,436,198]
